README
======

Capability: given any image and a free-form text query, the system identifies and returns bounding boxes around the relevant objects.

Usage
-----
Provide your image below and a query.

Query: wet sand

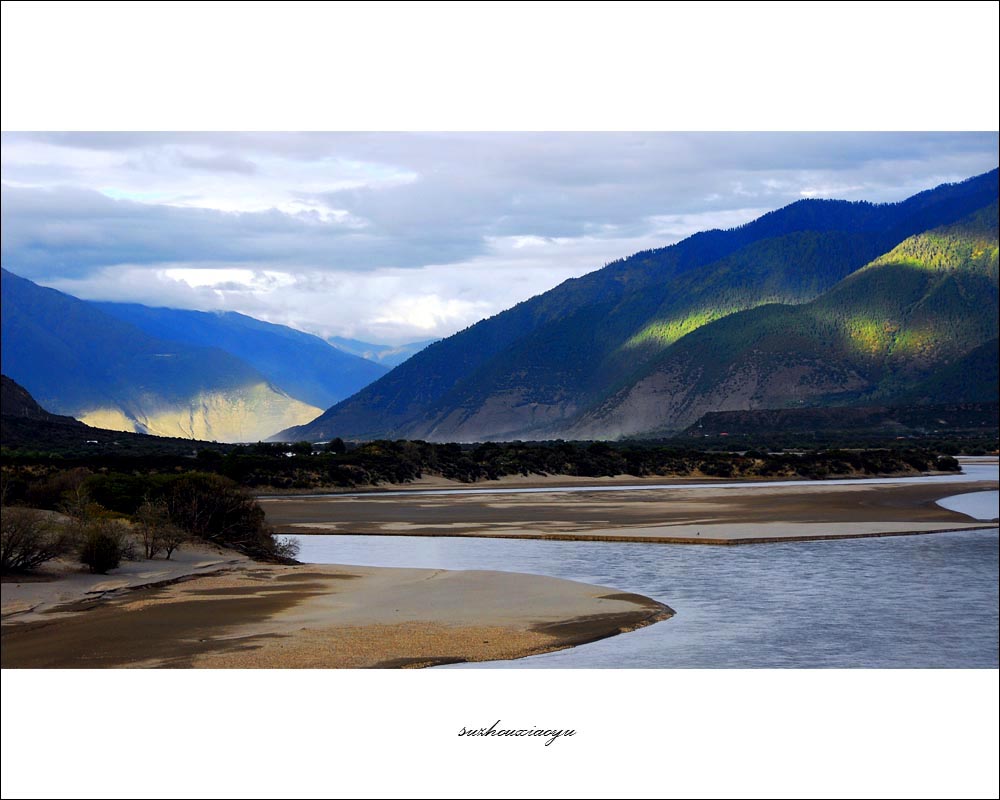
[1,563,672,668]
[260,480,999,544]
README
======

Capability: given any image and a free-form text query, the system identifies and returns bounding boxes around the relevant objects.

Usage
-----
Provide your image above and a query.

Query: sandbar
[1,558,671,668]
[261,478,999,544]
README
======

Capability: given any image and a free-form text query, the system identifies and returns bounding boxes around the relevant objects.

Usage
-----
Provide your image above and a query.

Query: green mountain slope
[899,338,999,405]
[0,270,320,441]
[278,169,999,442]
[570,203,999,437]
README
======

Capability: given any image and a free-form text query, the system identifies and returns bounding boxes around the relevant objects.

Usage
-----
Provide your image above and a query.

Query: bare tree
[59,482,98,526]
[134,497,169,559]
[159,523,187,560]
[1,506,71,573]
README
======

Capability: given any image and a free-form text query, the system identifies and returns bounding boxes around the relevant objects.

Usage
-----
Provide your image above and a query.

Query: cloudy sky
[2,131,997,344]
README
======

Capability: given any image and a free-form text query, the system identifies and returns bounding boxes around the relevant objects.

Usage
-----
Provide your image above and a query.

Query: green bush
[935,455,961,472]
[78,520,130,574]
[24,468,92,510]
[164,473,295,561]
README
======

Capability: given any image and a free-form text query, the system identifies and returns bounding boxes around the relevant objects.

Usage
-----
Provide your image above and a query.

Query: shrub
[936,455,961,472]
[78,519,130,574]
[0,506,71,573]
[164,473,294,561]
[83,473,154,515]
[24,468,92,510]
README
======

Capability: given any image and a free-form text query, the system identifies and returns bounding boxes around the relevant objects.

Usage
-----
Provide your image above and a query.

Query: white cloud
[371,295,493,334]
[798,184,867,198]
[1,136,418,221]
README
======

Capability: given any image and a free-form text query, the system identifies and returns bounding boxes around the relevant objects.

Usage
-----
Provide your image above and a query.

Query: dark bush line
[2,435,990,494]
[2,443,963,506]
[212,440,963,488]
[1,471,298,574]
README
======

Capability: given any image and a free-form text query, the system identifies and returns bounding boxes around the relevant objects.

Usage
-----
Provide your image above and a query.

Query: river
[291,526,996,668]
[289,464,998,668]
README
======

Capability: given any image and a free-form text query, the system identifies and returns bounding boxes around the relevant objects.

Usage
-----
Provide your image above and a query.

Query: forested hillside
[280,169,999,442]
[570,202,999,437]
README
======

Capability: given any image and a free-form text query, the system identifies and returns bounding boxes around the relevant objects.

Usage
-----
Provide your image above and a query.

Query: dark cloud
[0,184,487,278]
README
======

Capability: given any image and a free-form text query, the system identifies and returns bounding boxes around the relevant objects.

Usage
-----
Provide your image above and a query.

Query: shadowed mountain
[94,303,387,409]
[1,374,84,426]
[1,270,320,442]
[278,169,999,442]
[899,338,999,405]
[570,203,998,437]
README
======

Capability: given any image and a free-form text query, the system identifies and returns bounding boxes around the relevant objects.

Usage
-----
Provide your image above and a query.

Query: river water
[292,527,998,668]
[289,464,999,668]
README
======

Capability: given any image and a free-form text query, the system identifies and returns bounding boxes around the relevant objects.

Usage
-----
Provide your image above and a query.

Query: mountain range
[92,303,387,409]
[0,271,387,442]
[279,168,999,443]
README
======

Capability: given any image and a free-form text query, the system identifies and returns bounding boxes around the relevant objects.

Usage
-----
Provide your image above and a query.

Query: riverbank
[261,477,999,545]
[255,468,968,497]
[253,456,996,499]
[0,554,672,668]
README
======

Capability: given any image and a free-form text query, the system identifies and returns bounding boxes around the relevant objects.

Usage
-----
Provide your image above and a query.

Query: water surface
[293,528,999,668]
[936,490,999,521]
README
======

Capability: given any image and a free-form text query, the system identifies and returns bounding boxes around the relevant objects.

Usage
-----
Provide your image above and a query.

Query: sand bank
[261,479,999,545]
[1,560,671,668]
[0,544,252,621]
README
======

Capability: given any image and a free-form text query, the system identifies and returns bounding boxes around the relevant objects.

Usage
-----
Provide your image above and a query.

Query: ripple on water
[292,527,999,669]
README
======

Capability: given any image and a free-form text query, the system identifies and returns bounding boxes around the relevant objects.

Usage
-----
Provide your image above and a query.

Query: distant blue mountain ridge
[0,270,391,441]
[94,303,388,409]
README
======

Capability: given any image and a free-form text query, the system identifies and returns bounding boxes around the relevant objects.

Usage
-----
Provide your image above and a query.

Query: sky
[2,131,998,345]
